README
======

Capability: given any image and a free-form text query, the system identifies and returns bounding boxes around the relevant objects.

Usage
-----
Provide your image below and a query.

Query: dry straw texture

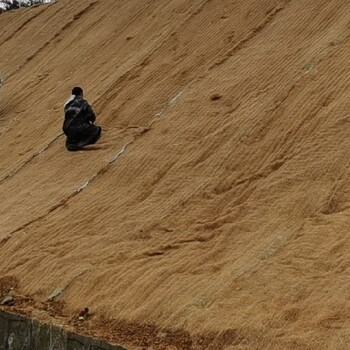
[1,0,350,348]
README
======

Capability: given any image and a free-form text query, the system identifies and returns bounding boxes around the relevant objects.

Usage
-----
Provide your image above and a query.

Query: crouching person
[63,87,102,151]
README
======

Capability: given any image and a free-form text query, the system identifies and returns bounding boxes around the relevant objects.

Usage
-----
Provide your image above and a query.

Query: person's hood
[64,95,75,107]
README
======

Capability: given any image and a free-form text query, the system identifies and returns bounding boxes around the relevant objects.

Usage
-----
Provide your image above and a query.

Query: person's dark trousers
[66,125,102,151]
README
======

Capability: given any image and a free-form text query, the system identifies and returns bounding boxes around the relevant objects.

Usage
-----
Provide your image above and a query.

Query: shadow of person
[79,144,110,151]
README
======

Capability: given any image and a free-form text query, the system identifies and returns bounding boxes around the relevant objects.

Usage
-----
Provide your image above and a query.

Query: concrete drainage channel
[0,310,128,350]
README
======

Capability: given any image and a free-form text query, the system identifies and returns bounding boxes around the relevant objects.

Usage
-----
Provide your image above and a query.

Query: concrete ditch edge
[0,310,128,350]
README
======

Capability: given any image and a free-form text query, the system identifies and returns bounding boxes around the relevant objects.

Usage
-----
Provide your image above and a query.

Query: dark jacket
[63,96,96,135]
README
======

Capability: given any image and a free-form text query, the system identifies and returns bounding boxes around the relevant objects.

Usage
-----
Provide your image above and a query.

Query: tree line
[0,0,53,11]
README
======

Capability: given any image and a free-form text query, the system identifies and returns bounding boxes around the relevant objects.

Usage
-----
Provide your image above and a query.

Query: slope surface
[1,0,350,348]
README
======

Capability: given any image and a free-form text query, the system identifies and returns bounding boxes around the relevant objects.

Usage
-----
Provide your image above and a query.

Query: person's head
[72,86,83,98]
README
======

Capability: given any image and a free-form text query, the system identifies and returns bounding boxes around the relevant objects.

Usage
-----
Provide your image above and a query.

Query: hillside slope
[1,0,350,348]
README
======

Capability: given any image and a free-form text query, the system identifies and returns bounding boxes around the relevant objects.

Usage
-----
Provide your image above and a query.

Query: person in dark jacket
[63,87,101,151]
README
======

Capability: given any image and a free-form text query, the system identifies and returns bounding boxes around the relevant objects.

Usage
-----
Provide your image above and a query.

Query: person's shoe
[67,145,82,151]
[66,143,84,151]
